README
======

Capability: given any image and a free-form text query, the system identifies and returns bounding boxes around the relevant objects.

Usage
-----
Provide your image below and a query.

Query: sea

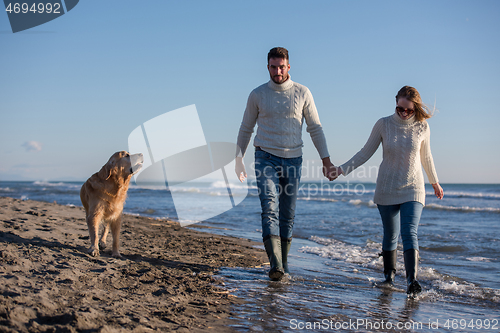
[1,180,499,332]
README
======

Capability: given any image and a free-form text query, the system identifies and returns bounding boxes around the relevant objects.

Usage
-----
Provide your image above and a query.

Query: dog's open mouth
[130,163,143,175]
[130,153,144,175]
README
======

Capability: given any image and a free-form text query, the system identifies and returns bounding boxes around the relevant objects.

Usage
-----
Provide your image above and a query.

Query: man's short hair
[268,47,289,63]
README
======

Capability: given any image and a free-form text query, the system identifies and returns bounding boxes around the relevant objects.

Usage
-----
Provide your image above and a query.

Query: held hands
[322,157,341,181]
[432,183,444,199]
[235,157,247,183]
[236,156,342,182]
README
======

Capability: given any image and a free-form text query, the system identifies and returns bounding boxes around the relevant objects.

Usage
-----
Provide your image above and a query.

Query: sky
[1,0,499,183]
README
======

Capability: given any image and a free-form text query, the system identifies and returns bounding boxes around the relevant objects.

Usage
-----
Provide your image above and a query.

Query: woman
[338,86,444,296]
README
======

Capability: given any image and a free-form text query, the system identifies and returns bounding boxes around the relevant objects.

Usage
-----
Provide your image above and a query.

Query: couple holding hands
[235,47,444,297]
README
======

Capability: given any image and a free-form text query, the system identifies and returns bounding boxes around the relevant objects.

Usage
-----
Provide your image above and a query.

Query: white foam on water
[33,181,80,189]
[298,197,338,203]
[169,187,201,193]
[210,180,256,191]
[299,236,381,267]
[418,267,500,302]
[302,236,500,303]
[425,203,500,213]
[425,190,500,199]
[431,279,500,303]
[209,180,228,188]
[466,257,492,262]
[128,184,167,191]
[33,181,67,186]
[347,199,377,208]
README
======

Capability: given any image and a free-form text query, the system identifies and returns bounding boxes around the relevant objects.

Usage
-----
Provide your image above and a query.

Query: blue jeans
[254,149,302,240]
[377,201,423,252]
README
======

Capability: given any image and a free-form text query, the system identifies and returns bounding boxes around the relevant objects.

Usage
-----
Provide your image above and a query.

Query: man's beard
[271,73,289,84]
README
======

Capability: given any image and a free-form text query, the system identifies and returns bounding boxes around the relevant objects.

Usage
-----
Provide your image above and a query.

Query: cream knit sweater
[236,76,329,159]
[340,113,439,206]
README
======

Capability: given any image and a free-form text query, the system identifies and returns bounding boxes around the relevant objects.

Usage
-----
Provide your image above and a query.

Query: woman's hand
[322,157,339,181]
[432,183,444,199]
[235,157,247,182]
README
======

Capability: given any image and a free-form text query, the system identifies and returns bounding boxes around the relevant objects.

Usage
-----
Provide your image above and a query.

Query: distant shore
[0,196,267,332]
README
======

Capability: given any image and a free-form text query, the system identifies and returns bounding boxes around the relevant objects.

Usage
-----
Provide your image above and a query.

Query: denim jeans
[254,149,302,240]
[377,201,423,252]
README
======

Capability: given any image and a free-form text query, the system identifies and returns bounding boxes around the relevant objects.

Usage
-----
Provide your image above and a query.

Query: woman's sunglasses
[396,106,415,115]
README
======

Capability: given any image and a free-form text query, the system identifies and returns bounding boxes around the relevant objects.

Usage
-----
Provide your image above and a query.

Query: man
[235,47,336,281]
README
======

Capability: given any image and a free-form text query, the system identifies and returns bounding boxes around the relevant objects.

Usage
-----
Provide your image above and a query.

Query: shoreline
[0,196,267,332]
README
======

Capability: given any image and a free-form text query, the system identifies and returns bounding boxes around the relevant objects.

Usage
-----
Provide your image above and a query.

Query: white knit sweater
[236,76,330,159]
[340,113,439,206]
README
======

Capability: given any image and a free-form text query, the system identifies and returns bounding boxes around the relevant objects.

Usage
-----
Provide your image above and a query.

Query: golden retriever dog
[80,151,143,258]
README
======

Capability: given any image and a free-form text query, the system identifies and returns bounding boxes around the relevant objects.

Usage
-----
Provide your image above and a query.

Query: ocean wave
[298,197,378,206]
[425,203,500,213]
[131,182,256,192]
[420,267,500,303]
[129,184,167,191]
[131,185,202,193]
[426,191,500,200]
[229,184,258,191]
[170,187,202,193]
[348,199,377,208]
[210,180,247,189]
[210,180,230,188]
[466,257,492,262]
[33,181,67,187]
[300,236,381,266]
[301,236,500,302]
[0,187,12,192]
[33,181,80,189]
[298,197,338,203]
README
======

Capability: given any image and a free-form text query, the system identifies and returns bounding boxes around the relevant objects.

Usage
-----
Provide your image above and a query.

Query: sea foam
[301,236,500,302]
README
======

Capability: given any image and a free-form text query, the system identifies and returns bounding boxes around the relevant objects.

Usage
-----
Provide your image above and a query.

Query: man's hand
[322,157,339,181]
[432,183,444,199]
[235,157,247,182]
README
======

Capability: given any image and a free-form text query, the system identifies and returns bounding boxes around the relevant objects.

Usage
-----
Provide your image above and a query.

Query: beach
[1,181,499,332]
[0,196,267,332]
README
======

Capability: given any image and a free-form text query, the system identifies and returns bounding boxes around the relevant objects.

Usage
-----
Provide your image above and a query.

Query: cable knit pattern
[236,76,329,159]
[340,113,439,206]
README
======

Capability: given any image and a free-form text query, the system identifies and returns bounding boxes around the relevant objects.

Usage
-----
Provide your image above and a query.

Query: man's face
[267,57,290,84]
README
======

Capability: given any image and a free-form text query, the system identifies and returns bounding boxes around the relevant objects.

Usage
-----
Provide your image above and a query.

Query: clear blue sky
[1,0,499,183]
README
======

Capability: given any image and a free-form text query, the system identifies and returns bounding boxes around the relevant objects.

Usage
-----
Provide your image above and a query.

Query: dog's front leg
[110,216,123,258]
[99,222,110,250]
[87,213,102,257]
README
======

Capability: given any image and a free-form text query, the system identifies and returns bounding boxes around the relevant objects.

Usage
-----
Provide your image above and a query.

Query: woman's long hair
[395,86,433,122]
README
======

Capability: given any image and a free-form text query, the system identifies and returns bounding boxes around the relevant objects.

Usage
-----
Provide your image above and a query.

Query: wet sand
[0,196,267,332]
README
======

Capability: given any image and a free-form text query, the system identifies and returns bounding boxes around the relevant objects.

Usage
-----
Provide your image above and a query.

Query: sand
[0,196,267,332]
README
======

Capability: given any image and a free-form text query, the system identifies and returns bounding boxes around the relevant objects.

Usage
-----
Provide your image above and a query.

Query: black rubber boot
[263,237,284,281]
[382,250,397,285]
[281,237,292,274]
[404,249,422,296]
